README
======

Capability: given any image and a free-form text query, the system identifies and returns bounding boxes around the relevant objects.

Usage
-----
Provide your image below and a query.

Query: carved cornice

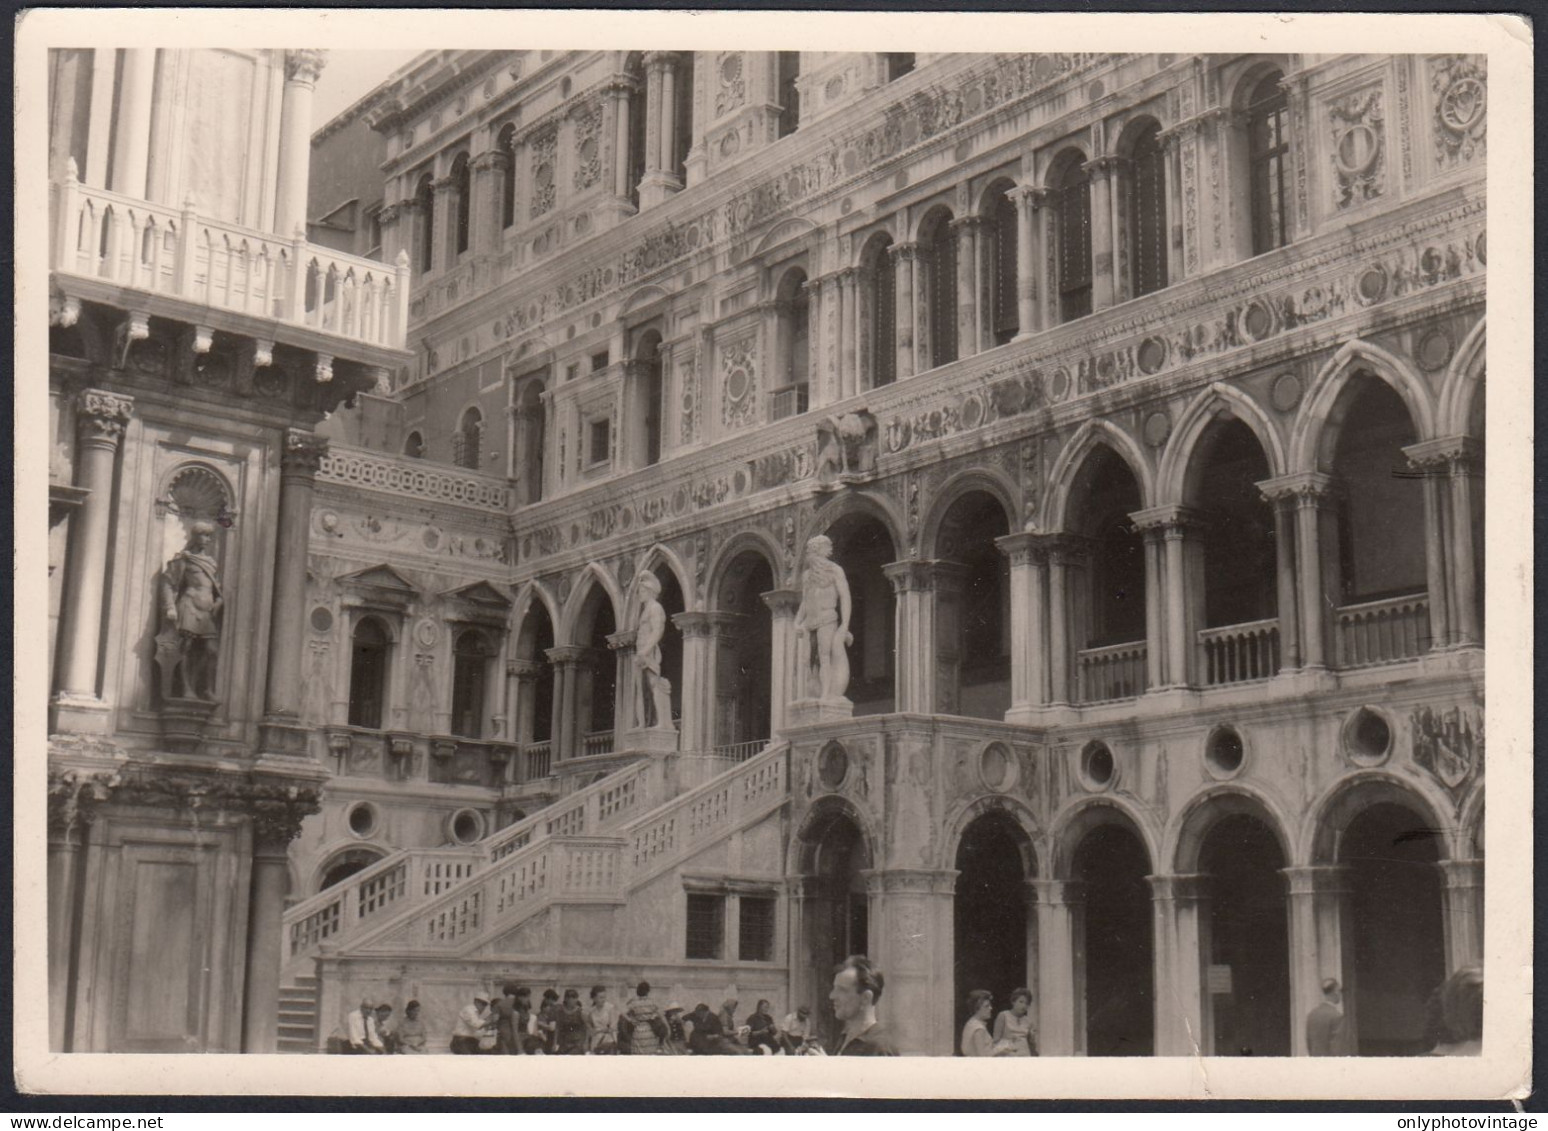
[47,769,117,838]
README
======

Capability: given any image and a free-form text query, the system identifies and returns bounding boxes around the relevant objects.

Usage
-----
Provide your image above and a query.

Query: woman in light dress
[993,987,1037,1056]
[960,989,996,1057]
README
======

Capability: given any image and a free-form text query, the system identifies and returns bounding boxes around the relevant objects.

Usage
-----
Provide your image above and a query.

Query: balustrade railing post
[174,196,196,295]
[55,159,79,270]
[288,226,307,322]
[395,249,412,342]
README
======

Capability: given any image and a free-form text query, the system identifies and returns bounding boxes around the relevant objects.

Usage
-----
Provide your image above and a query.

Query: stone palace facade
[48,47,1487,1057]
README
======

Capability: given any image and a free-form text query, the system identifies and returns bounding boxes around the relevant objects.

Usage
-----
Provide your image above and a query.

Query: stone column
[1137,522,1167,688]
[637,52,672,207]
[864,870,958,1055]
[430,175,455,275]
[882,561,936,715]
[1034,187,1060,329]
[48,778,105,1052]
[672,612,714,753]
[891,242,918,381]
[605,630,636,743]
[1132,505,1205,689]
[659,54,680,187]
[761,588,800,736]
[1256,474,1338,669]
[1085,156,1120,311]
[1033,879,1086,1056]
[1447,444,1482,648]
[1008,186,1045,340]
[849,266,866,397]
[784,874,823,1034]
[545,645,588,763]
[1149,873,1212,1057]
[109,48,157,197]
[1438,858,1484,972]
[836,268,857,401]
[508,659,543,749]
[1257,481,1303,670]
[608,78,635,202]
[53,389,133,723]
[996,533,1048,724]
[274,50,326,241]
[1158,124,1186,283]
[261,431,328,744]
[470,150,508,254]
[1045,537,1087,706]
[1282,864,1355,1055]
[242,802,312,1053]
[803,275,830,409]
[950,216,981,359]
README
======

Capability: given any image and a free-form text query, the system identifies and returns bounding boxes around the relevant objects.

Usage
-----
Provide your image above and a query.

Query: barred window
[738,896,776,962]
[923,211,958,369]
[869,240,896,388]
[686,893,724,959]
[1128,122,1168,297]
[990,188,1020,345]
[1247,70,1290,256]
[1055,154,1093,323]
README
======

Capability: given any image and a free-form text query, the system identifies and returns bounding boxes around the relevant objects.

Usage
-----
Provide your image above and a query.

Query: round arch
[789,793,880,877]
[1043,419,1155,532]
[1157,382,1288,505]
[1048,795,1160,881]
[854,228,897,270]
[1166,784,1294,874]
[911,201,957,244]
[706,529,786,607]
[311,842,390,895]
[974,175,1020,221]
[1303,770,1453,866]
[939,792,1040,875]
[1113,112,1169,158]
[618,284,672,323]
[1291,340,1437,473]
[919,468,1019,560]
[753,216,821,259]
[559,562,624,645]
[627,542,695,622]
[1043,144,1090,189]
[1457,783,1485,860]
[1437,316,1486,437]
[806,489,906,559]
[1223,55,1295,113]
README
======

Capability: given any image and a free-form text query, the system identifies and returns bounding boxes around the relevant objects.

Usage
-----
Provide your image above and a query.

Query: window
[452,153,471,256]
[672,53,695,184]
[922,210,958,368]
[738,896,776,962]
[590,350,610,373]
[625,55,647,207]
[451,629,492,738]
[498,124,517,229]
[348,618,389,729]
[365,207,383,260]
[989,187,1019,345]
[776,53,801,138]
[633,332,664,467]
[414,174,435,275]
[773,268,809,419]
[1247,70,1290,256]
[1054,152,1093,322]
[588,418,611,466]
[866,236,896,389]
[686,892,725,959]
[454,407,483,470]
[1127,121,1168,297]
[885,53,916,82]
[403,431,424,459]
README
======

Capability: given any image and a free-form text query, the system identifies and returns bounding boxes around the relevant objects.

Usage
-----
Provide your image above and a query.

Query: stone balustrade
[1335,593,1431,667]
[1199,618,1282,685]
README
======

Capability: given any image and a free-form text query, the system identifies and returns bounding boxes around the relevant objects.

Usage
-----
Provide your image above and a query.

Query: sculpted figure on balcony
[156,521,223,701]
[816,411,878,487]
[633,573,675,730]
[795,535,853,701]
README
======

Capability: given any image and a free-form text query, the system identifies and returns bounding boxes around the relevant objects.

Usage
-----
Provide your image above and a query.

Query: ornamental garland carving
[530,128,558,218]
[572,103,602,191]
[1329,86,1386,209]
[720,337,758,432]
[1430,54,1486,171]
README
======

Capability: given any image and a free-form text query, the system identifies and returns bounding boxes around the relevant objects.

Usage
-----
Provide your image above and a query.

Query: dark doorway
[803,811,870,1047]
[954,811,1032,1053]
[1074,822,1154,1055]
[1200,814,1291,1055]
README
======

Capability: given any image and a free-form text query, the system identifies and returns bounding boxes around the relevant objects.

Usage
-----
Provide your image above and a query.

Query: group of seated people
[338,997,427,1054]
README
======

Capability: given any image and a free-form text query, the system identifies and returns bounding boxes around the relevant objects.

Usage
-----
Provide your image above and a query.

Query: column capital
[1083,154,1124,180]
[882,559,935,594]
[1156,118,1202,149]
[1031,878,1087,907]
[284,49,328,87]
[642,50,683,73]
[1128,504,1207,533]
[949,214,985,235]
[432,174,456,193]
[1403,436,1482,473]
[545,644,593,666]
[995,531,1048,565]
[1255,472,1340,505]
[672,610,717,638]
[76,388,134,445]
[281,428,329,476]
[605,74,641,97]
[1043,532,1095,565]
[247,784,325,853]
[1280,864,1352,897]
[889,241,920,264]
[605,629,638,652]
[507,659,545,681]
[471,150,511,174]
[1147,872,1212,903]
[761,588,802,616]
[1436,858,1484,890]
[859,867,959,896]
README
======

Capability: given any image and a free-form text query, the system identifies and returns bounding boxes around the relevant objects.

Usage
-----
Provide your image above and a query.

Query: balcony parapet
[52,161,411,361]
[316,444,513,513]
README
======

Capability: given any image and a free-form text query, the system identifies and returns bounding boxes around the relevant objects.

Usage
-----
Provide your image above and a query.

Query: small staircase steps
[276,973,319,1053]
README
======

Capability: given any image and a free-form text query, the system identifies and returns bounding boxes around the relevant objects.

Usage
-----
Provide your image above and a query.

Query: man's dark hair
[637,981,651,997]
[835,953,885,1005]
[591,984,607,1001]
[502,982,521,998]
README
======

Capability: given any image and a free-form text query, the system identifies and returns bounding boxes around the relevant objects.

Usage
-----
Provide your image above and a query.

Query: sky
[312,49,423,126]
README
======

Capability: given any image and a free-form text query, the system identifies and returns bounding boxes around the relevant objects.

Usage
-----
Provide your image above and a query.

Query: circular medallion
[825,76,845,101]
[309,607,334,634]
[720,53,742,83]
[534,163,553,190]
[579,137,598,164]
[1439,76,1486,133]
[1087,79,1105,102]
[422,526,442,550]
[1333,124,1381,178]
[817,742,849,789]
[1079,741,1116,791]
[1271,372,1304,412]
[569,523,581,545]
[720,132,741,158]
[733,468,749,494]
[1342,706,1393,767]
[965,85,983,114]
[414,618,439,649]
[901,116,920,145]
[978,742,1014,792]
[1049,367,1071,403]
[483,77,496,100]
[574,213,591,237]
[726,365,750,402]
[1417,328,1454,373]
[1356,265,1388,305]
[961,393,985,430]
[1137,336,1168,376]
[843,148,860,175]
[1205,727,1246,780]
[1243,299,1276,342]
[1475,230,1486,266]
[1143,411,1171,447]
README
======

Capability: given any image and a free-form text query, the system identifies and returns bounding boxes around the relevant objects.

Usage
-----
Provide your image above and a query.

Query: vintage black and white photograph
[16,8,1531,1099]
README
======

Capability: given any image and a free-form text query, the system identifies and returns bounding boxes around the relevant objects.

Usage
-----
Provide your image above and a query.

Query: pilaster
[1032,879,1086,1055]
[1282,865,1355,1056]
[1148,873,1212,1057]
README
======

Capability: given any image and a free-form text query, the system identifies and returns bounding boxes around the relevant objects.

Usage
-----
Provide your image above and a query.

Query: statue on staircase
[795,534,852,702]
[633,572,675,731]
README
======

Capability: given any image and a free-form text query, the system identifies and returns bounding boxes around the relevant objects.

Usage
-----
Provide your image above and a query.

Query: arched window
[414,174,435,275]
[1052,151,1093,323]
[451,152,471,257]
[864,235,896,389]
[497,124,517,230]
[625,55,647,208]
[455,407,483,470]
[986,184,1020,346]
[885,53,916,82]
[515,378,547,504]
[632,331,664,467]
[348,617,390,729]
[672,53,695,185]
[451,629,493,739]
[1126,121,1168,297]
[404,431,424,459]
[777,53,801,138]
[1246,70,1290,256]
[773,268,809,419]
[921,209,957,369]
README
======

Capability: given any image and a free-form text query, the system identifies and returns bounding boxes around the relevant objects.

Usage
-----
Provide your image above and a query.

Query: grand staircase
[279,744,791,1049]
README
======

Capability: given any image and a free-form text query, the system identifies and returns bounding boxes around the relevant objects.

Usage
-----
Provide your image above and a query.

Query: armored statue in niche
[156,521,224,701]
[794,534,852,702]
[633,572,675,731]
[815,410,879,488]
